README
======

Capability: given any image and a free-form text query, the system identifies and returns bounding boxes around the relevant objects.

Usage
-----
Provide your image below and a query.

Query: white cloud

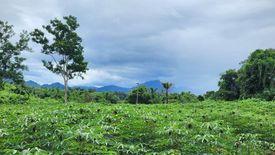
[70,69,136,87]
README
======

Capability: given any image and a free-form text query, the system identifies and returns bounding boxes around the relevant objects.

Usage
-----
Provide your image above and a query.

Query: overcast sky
[1,0,275,94]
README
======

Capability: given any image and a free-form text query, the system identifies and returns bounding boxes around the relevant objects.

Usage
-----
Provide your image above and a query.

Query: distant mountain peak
[26,80,41,88]
[41,82,64,89]
[96,85,130,93]
[25,79,170,92]
[138,80,164,92]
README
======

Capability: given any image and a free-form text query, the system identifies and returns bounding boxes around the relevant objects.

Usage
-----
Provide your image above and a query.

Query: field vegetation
[0,91,274,154]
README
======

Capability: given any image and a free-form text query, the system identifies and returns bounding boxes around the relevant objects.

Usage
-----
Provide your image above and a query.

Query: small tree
[162,82,173,104]
[127,86,151,104]
[31,15,88,104]
[218,69,240,101]
[0,20,30,89]
[197,95,205,101]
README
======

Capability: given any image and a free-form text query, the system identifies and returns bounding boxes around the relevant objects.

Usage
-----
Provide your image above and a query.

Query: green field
[0,100,274,154]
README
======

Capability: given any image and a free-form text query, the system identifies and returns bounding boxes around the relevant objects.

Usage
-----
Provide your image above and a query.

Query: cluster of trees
[127,85,200,104]
[206,49,275,101]
[20,83,198,104]
[0,16,88,104]
[26,87,124,104]
[127,86,162,104]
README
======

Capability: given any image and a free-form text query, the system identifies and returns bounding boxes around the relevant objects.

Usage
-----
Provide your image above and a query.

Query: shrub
[204,91,220,100]
[127,86,152,104]
[255,88,275,101]
[179,92,199,103]
[105,92,120,104]
[0,83,29,104]
[197,95,205,101]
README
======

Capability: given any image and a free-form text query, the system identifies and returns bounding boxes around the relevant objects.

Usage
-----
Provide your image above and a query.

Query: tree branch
[49,54,58,67]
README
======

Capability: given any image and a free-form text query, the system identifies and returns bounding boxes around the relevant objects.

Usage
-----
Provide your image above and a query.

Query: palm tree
[162,82,173,104]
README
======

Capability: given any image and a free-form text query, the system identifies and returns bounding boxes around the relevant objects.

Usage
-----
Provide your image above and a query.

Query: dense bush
[69,91,121,104]
[104,92,120,104]
[28,87,63,101]
[127,86,152,104]
[24,86,124,104]
[204,91,223,100]
[256,88,275,101]
[0,83,29,104]
[197,95,204,101]
[170,92,199,103]
[1,83,203,104]
[127,86,165,104]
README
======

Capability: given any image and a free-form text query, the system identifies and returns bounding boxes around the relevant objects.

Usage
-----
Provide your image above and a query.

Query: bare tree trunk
[136,91,139,104]
[63,55,69,104]
[64,78,68,104]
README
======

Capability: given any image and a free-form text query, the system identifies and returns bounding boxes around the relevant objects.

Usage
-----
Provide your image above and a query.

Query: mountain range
[25,80,165,93]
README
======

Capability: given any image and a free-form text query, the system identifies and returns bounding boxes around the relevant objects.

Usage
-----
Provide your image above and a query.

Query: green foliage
[162,82,173,90]
[238,49,275,99]
[204,91,218,100]
[217,69,240,101]
[127,86,152,104]
[0,83,28,104]
[27,87,64,102]
[255,88,275,101]
[24,86,124,104]
[104,92,120,104]
[0,83,58,105]
[148,87,163,104]
[215,49,275,101]
[76,92,121,104]
[0,100,274,154]
[197,95,205,101]
[31,15,88,80]
[170,92,199,103]
[180,92,199,103]
[127,86,164,104]
[0,20,30,89]
[26,86,200,105]
[31,15,88,103]
[162,82,173,104]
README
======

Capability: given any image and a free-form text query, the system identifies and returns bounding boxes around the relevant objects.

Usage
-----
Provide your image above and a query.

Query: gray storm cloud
[1,0,275,94]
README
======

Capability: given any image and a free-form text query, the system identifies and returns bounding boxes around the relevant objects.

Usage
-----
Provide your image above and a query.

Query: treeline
[0,82,200,104]
[28,85,200,104]
[206,49,275,101]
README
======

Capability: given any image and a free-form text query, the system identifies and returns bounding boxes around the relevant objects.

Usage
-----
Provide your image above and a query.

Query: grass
[0,99,274,154]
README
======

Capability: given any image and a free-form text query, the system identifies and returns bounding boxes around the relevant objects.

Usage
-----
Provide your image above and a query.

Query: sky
[1,0,275,94]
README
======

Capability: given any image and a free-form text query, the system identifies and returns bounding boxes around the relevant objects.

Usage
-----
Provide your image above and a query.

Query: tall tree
[162,82,173,104]
[0,20,30,89]
[217,69,240,101]
[238,49,275,98]
[31,15,88,104]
